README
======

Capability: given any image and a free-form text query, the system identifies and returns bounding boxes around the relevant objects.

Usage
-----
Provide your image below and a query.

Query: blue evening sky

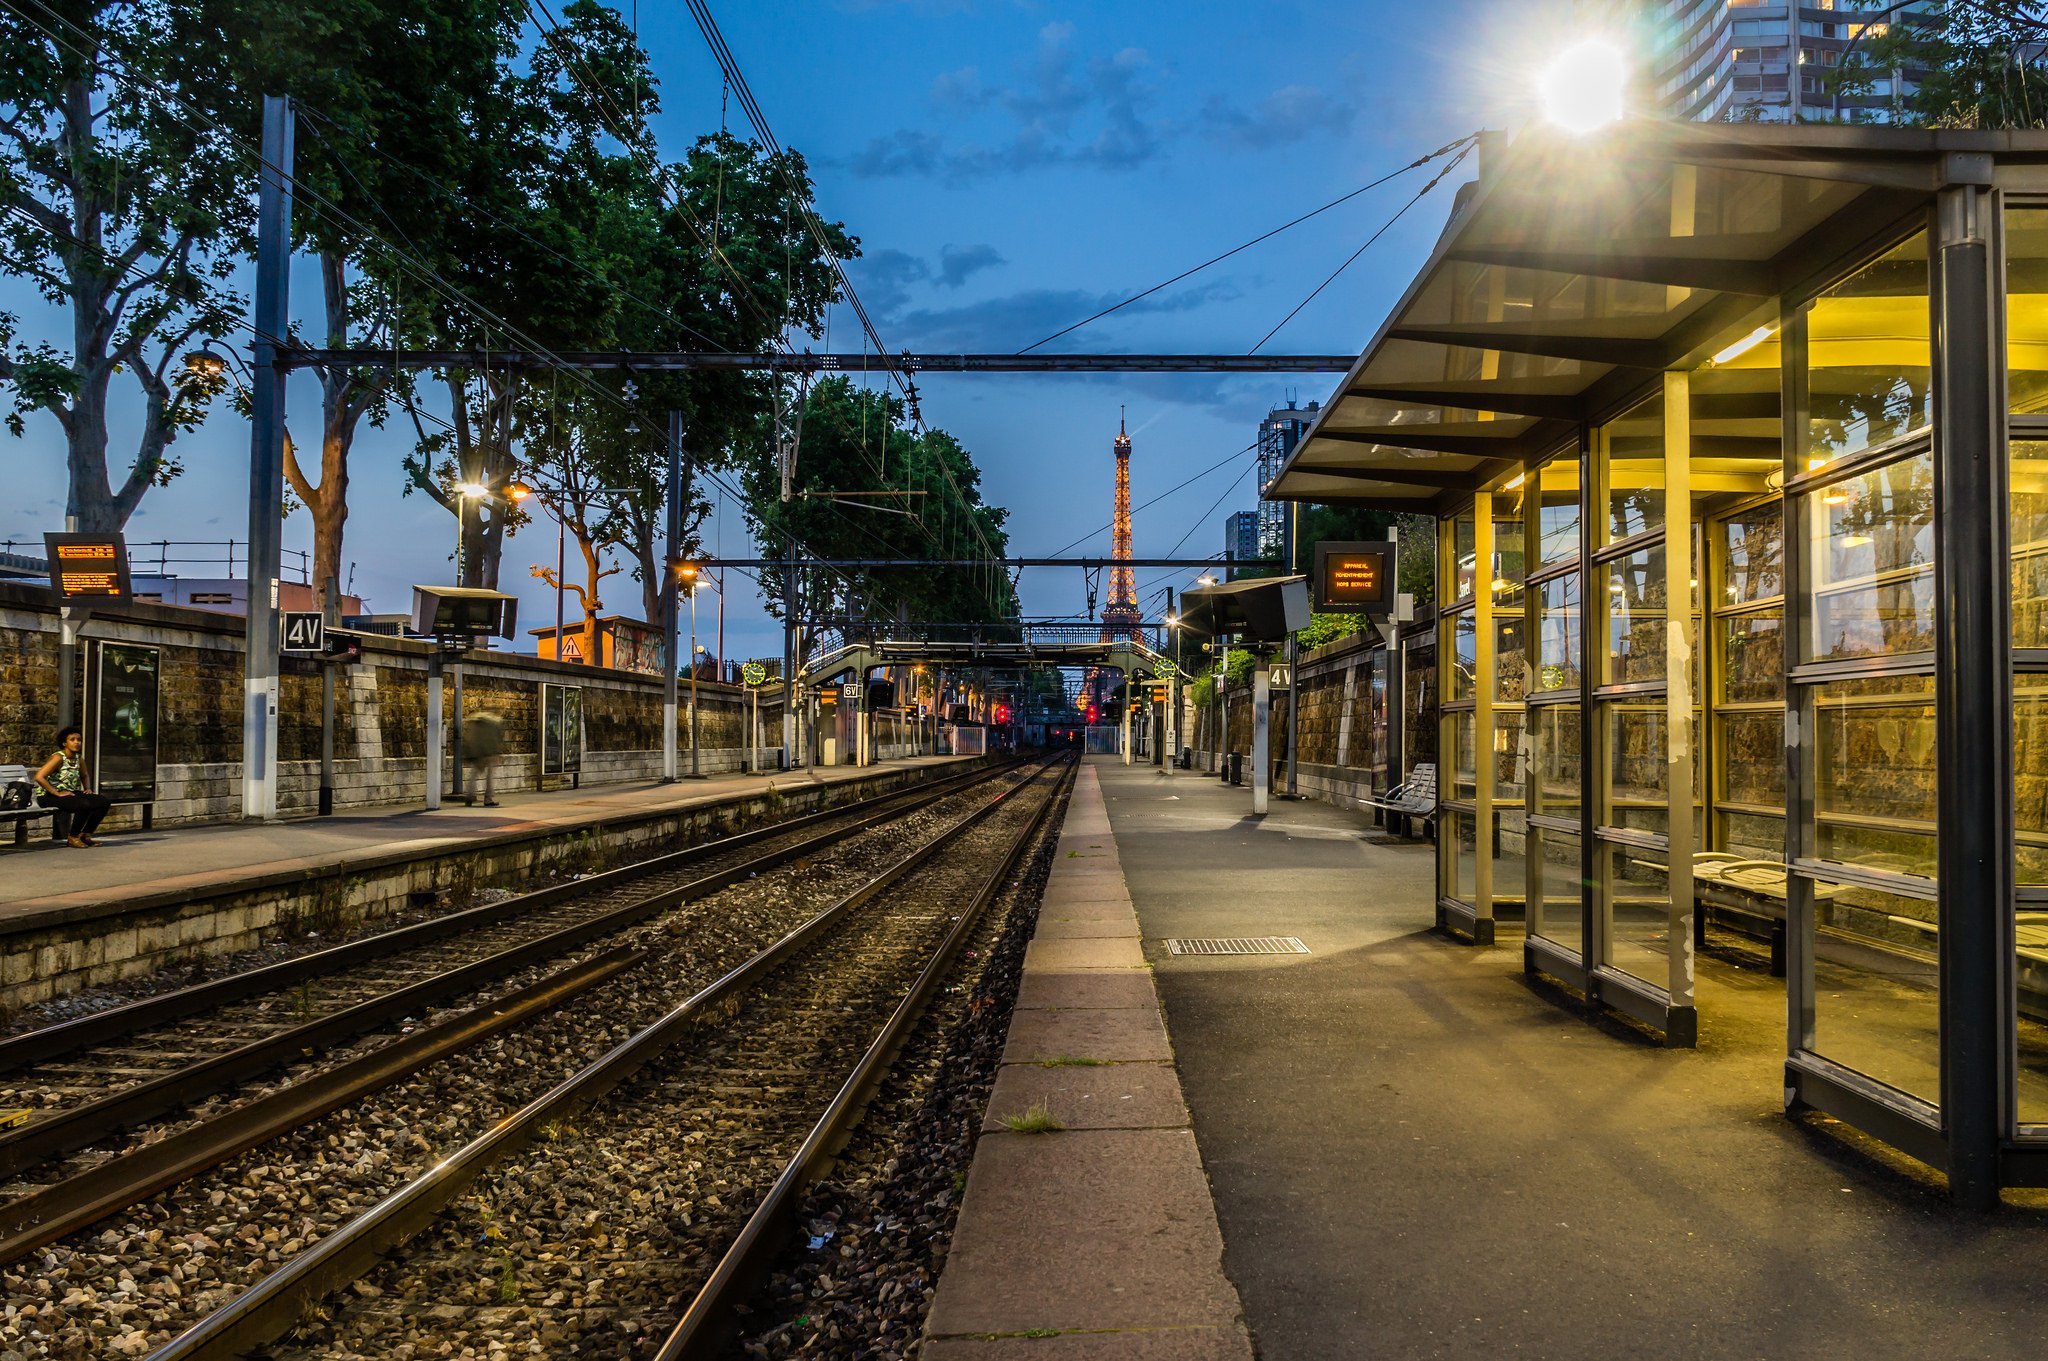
[2,0,1576,663]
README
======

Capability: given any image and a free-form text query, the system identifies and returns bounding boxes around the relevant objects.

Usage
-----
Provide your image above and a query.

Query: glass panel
[2014,675,2048,885]
[2020,947,2048,1126]
[1446,809,1478,905]
[1530,827,1583,951]
[1366,652,1392,789]
[1809,874,1939,1106]
[1494,591,1526,702]
[1403,642,1437,772]
[1719,810,1785,860]
[1720,504,1784,606]
[1451,509,1477,602]
[1530,703,1581,820]
[1494,708,1525,801]
[1812,674,1936,879]
[1601,390,1665,545]
[1717,709,1785,808]
[1537,456,1582,570]
[2014,440,2048,649]
[1536,573,1582,692]
[1802,452,1935,662]
[2006,206,2048,416]
[1491,493,1527,591]
[1603,843,1672,991]
[1447,612,1477,704]
[1804,230,1931,470]
[1605,702,1668,836]
[1492,805,1526,910]
[1718,611,1784,704]
[1603,546,1667,687]
[1449,710,1477,803]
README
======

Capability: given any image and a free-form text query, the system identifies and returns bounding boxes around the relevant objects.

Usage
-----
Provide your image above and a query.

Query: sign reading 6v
[281,611,325,653]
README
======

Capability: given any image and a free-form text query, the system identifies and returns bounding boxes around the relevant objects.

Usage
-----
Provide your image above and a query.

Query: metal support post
[56,607,84,729]
[241,93,294,822]
[781,541,798,770]
[1933,178,2009,1208]
[661,411,683,782]
[1285,501,1299,797]
[318,664,335,817]
[1121,696,1132,765]
[450,663,465,799]
[1218,645,1230,778]
[1252,657,1271,815]
[425,652,445,811]
[686,582,705,778]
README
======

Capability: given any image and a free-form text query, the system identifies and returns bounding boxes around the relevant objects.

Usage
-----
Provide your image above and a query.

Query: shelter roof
[1269,122,2048,512]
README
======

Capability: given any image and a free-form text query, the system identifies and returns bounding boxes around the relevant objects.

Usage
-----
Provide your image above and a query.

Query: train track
[128,754,1074,1360]
[0,760,1026,1271]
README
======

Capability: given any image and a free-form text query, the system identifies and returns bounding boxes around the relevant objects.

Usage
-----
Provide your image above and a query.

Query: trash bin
[1176,748,1192,770]
[1226,751,1244,785]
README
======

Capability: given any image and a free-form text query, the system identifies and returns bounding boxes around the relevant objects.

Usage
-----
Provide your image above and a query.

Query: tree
[0,1,252,532]
[1831,4,2048,128]
[737,377,1018,670]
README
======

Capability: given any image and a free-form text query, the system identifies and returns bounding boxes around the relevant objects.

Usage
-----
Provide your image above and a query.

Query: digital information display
[1314,540,1395,611]
[45,533,132,601]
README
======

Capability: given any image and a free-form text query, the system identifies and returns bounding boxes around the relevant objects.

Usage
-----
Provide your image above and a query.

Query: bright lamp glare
[456,480,490,498]
[1539,39,1627,133]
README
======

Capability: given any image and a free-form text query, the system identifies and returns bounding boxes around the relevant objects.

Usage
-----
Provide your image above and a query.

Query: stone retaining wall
[0,582,786,827]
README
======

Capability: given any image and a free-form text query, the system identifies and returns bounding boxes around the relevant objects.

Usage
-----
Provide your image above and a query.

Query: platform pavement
[0,756,968,925]
[923,764,1254,1359]
[1082,757,2048,1360]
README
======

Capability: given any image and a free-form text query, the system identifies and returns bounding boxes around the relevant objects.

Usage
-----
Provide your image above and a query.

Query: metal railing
[0,539,313,585]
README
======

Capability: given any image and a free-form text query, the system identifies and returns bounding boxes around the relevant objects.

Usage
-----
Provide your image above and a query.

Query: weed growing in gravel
[999,1102,1064,1134]
[1034,1057,1109,1068]
[291,981,316,1020]
[497,1251,519,1302]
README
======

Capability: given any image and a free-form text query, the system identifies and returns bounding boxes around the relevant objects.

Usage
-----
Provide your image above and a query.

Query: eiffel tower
[1099,414,1141,643]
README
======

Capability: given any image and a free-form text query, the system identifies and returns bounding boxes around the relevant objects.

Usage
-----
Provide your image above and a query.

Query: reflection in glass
[1403,642,1437,769]
[1449,710,1477,803]
[1808,874,1939,1106]
[1492,493,1527,592]
[1536,574,1582,692]
[1721,505,1784,605]
[2006,207,2048,416]
[1537,457,1582,569]
[1804,453,1935,661]
[1604,547,1667,686]
[1492,805,1526,911]
[1531,827,1583,950]
[1530,704,1581,818]
[1718,710,1784,807]
[2013,441,2048,648]
[1719,612,1785,703]
[1813,675,1936,878]
[1602,391,1665,544]
[1495,709,1525,800]
[1720,810,1785,860]
[2012,676,2048,884]
[1448,612,1477,704]
[1447,809,1478,905]
[1495,593,1526,702]
[1605,704,1669,835]
[1603,843,1671,991]
[1452,510,1477,601]
[1804,230,1930,468]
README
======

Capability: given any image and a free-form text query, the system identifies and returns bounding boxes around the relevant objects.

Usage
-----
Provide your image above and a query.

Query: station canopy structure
[1260,119,2048,1208]
[802,627,1167,690]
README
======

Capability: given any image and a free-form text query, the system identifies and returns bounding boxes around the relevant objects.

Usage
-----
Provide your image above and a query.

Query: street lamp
[678,560,705,778]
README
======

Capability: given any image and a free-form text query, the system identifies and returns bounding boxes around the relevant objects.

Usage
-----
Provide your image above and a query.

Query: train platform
[0,757,969,927]
[933,758,2048,1360]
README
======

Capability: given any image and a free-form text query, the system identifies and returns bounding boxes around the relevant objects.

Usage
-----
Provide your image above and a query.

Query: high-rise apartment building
[1255,399,1319,561]
[1594,0,1937,124]
[1223,511,1260,579]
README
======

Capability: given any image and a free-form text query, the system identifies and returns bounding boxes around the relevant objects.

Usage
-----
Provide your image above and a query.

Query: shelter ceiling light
[1712,325,1776,365]
[1538,38,1627,134]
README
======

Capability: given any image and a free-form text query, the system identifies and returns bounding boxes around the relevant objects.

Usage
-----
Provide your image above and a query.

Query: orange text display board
[1313,540,1394,611]
[44,533,132,601]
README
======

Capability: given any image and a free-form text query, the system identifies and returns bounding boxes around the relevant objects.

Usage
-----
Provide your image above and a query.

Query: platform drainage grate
[1164,936,1310,957]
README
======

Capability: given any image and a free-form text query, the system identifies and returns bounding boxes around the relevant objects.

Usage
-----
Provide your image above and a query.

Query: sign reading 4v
[281,612,325,653]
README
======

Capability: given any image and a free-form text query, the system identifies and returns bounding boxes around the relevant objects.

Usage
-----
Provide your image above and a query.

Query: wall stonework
[0,582,785,826]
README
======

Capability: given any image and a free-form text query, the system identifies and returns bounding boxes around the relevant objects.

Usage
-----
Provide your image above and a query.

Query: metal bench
[1362,763,1436,827]
[1689,852,1849,976]
[0,764,61,848]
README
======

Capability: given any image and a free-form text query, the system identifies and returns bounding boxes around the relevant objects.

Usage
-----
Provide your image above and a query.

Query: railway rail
[129,753,1074,1360]
[0,760,1023,1273]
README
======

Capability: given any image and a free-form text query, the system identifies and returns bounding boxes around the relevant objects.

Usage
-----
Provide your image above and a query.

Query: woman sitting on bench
[34,725,111,848]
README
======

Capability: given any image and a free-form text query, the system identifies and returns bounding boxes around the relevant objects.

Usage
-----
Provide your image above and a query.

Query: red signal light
[1086,705,1098,723]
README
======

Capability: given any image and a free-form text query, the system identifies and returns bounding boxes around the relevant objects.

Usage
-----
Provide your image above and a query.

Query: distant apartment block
[1224,511,1260,579]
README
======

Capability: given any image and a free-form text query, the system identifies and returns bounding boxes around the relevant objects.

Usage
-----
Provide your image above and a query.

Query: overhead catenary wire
[1017,133,1477,355]
[1250,143,1474,354]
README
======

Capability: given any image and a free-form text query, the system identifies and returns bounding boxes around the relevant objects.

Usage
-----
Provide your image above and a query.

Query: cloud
[886,277,1240,351]
[1200,84,1357,149]
[935,244,1006,288]
[847,19,1360,185]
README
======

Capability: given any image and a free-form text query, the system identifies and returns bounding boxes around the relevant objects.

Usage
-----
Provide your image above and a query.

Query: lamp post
[680,561,706,778]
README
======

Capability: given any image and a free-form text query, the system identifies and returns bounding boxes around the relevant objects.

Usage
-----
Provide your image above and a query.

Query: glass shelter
[1268,123,2048,1205]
